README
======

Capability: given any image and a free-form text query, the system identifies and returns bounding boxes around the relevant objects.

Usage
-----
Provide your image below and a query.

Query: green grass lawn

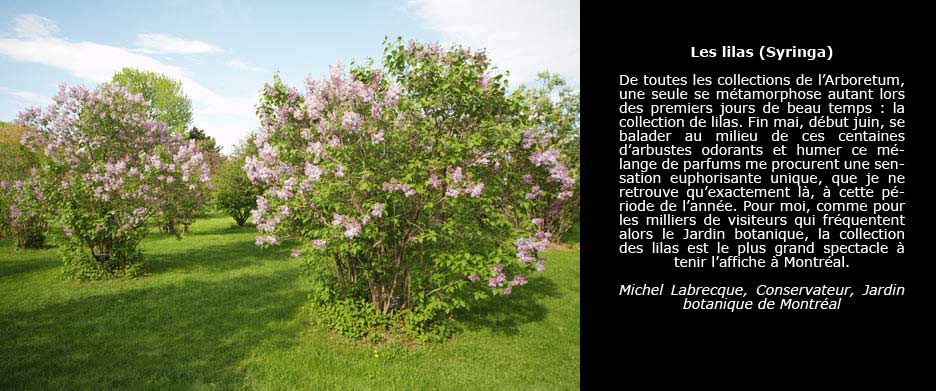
[0,211,580,390]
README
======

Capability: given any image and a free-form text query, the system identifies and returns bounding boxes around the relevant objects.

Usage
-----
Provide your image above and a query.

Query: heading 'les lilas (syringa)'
[243,39,575,323]
[16,83,212,278]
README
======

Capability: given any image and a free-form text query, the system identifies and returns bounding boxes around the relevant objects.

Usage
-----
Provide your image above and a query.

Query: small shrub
[214,143,261,227]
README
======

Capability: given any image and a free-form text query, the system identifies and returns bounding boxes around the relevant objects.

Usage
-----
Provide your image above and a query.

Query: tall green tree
[187,126,221,154]
[111,68,193,134]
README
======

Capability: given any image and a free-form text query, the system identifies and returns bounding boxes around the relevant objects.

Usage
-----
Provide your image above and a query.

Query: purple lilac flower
[509,275,528,286]
[311,239,326,249]
[428,173,442,188]
[343,219,362,238]
[341,111,363,131]
[467,182,484,198]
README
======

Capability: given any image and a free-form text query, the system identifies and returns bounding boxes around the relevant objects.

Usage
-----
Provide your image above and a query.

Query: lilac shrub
[1,176,48,249]
[515,72,581,239]
[17,83,212,279]
[246,39,575,341]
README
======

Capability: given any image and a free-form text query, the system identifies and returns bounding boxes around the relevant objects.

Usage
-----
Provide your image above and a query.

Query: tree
[246,39,575,341]
[111,68,193,134]
[17,83,212,279]
[514,72,580,239]
[187,126,221,154]
[214,137,262,226]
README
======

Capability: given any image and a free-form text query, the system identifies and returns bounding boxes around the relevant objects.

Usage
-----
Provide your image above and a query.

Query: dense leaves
[215,138,262,226]
[111,68,193,134]
[0,123,47,248]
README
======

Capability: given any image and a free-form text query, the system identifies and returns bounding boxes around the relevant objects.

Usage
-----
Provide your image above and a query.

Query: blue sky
[0,0,579,152]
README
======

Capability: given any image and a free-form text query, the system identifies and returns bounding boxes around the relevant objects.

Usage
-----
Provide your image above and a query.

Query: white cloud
[0,34,252,116]
[0,86,50,105]
[226,59,263,72]
[408,0,579,87]
[12,14,60,38]
[0,14,255,151]
[0,35,189,82]
[134,33,225,54]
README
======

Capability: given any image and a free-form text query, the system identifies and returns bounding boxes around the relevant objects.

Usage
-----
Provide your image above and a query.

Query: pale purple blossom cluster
[527,148,575,200]
[331,213,364,239]
[256,235,277,245]
[341,111,363,131]
[247,60,407,246]
[343,219,362,239]
[509,275,528,287]
[8,204,22,219]
[408,41,448,61]
[515,230,550,272]
[442,166,484,198]
[478,73,490,89]
[488,264,506,288]
[311,239,327,250]
[525,185,541,200]
[383,178,416,197]
[428,173,442,189]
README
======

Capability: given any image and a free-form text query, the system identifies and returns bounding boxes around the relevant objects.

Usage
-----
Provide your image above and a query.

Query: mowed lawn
[0,211,580,390]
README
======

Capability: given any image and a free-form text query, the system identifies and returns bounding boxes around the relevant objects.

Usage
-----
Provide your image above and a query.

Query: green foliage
[0,124,39,180]
[214,139,262,226]
[111,68,193,134]
[61,231,144,279]
[0,124,47,247]
[187,126,221,154]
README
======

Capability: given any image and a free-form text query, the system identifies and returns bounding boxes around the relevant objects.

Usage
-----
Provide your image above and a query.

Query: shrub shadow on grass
[560,221,580,246]
[143,237,294,276]
[184,222,255,237]
[0,270,304,390]
[0,250,60,279]
[454,275,560,336]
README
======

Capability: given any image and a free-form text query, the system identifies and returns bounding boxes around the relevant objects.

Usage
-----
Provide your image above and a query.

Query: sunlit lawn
[0,211,580,390]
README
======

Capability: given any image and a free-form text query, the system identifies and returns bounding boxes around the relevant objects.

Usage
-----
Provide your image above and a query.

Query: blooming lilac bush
[1,176,48,249]
[17,83,212,279]
[246,39,575,341]
[1,123,48,248]
[515,72,580,239]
